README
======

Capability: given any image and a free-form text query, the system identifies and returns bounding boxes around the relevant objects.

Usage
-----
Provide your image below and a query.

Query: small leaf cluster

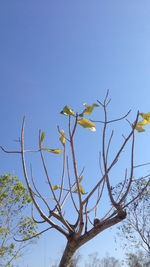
[39,103,99,195]
[135,112,150,132]
[51,103,99,194]
[0,174,31,211]
[73,176,86,195]
[18,215,38,238]
[60,102,99,131]
[40,132,63,154]
[39,102,99,156]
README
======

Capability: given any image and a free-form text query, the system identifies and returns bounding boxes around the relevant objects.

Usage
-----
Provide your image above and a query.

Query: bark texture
[59,239,77,267]
[59,210,127,267]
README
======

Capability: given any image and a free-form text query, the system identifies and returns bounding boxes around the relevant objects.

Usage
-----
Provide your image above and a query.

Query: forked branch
[1,91,149,267]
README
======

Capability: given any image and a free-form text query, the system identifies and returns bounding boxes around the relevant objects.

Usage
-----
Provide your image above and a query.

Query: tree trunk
[58,239,78,267]
[58,211,127,266]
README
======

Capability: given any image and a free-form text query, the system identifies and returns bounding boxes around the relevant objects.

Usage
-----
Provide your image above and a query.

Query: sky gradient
[0,1,150,266]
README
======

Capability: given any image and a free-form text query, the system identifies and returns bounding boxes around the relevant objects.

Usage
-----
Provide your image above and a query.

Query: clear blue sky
[1,1,150,266]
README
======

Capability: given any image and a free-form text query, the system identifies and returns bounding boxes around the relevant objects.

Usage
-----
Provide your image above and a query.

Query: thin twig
[60,167,85,208]
[118,132,135,205]
[123,178,150,209]
[84,200,88,233]
[106,130,114,163]
[14,227,52,242]
[90,110,131,124]
[31,203,46,224]
[85,179,105,214]
[0,146,21,153]
[134,162,150,168]
[83,111,139,206]
[30,164,51,213]
[39,130,73,233]
[99,152,104,176]
[67,156,79,214]
[69,115,84,236]
[21,117,68,237]
[57,126,71,143]
[58,144,66,203]
[102,97,117,208]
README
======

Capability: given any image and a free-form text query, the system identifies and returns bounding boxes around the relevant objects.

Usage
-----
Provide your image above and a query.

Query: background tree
[52,250,150,267]
[1,91,150,267]
[125,250,150,267]
[116,176,150,254]
[70,252,82,267]
[0,173,38,267]
[85,252,121,267]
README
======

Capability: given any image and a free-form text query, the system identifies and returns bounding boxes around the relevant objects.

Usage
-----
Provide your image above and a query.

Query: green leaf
[0,173,38,261]
[40,132,45,147]
[42,148,63,154]
[77,118,96,131]
[60,105,74,116]
[52,185,60,190]
[59,129,65,145]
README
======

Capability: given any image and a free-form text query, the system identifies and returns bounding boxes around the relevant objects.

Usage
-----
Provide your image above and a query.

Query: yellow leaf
[74,184,85,194]
[52,185,60,190]
[60,105,74,116]
[137,120,148,126]
[79,185,85,194]
[42,148,63,154]
[79,176,83,183]
[83,103,99,115]
[77,118,96,132]
[59,129,65,145]
[135,125,146,132]
[74,187,78,193]
[40,132,45,147]
[140,112,150,122]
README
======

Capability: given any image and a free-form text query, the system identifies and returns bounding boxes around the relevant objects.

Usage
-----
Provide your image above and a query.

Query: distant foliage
[0,173,38,267]
[117,178,150,254]
[125,250,150,267]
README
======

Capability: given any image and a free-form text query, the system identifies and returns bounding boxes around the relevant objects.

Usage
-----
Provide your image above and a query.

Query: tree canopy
[0,173,38,267]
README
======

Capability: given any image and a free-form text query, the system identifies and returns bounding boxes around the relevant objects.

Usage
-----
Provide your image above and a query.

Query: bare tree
[1,91,150,267]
